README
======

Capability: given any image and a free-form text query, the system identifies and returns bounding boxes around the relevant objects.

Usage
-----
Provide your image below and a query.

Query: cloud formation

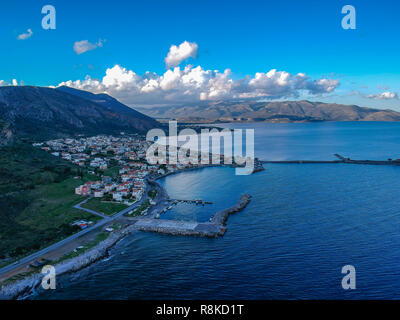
[366,91,399,100]
[17,29,33,40]
[58,41,339,106]
[73,39,104,55]
[165,41,198,68]
[0,79,20,86]
[58,64,339,106]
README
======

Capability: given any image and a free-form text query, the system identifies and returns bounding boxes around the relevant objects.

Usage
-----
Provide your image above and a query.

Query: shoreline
[5,158,374,299]
[0,222,138,300]
[0,164,239,299]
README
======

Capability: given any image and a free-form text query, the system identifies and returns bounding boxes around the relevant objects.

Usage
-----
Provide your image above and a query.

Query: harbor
[135,194,251,237]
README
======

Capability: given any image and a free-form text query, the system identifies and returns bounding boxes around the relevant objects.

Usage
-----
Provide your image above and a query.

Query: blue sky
[1,0,400,109]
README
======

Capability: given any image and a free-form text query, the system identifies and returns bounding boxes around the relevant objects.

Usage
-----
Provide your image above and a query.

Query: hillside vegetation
[0,86,158,144]
[0,144,98,261]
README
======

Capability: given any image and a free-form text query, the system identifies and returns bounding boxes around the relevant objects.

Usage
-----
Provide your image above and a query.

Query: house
[86,181,101,189]
[94,190,104,198]
[104,183,116,192]
[61,152,72,160]
[71,220,89,229]
[75,185,90,195]
[113,192,123,201]
[132,188,143,200]
[90,160,100,167]
[120,189,129,196]
[121,174,131,182]
[134,181,144,188]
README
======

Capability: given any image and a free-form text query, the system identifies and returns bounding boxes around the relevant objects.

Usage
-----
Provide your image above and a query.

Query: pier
[134,219,223,237]
[261,154,400,166]
[168,199,213,205]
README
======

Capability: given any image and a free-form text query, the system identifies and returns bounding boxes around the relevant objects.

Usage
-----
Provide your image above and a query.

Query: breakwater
[134,194,252,237]
[261,154,400,165]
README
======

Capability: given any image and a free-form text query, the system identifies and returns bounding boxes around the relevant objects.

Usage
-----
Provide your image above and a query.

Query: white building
[113,192,123,201]
[94,190,104,198]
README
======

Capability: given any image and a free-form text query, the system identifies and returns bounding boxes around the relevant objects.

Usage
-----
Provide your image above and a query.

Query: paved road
[0,184,150,277]
[73,197,109,219]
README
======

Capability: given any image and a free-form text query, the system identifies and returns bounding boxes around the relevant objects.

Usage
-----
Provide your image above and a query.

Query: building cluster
[33,135,150,167]
[74,167,147,202]
[34,135,158,203]
[34,134,229,204]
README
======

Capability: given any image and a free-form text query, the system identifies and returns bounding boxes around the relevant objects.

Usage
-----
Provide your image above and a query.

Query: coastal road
[0,185,150,277]
[0,168,214,278]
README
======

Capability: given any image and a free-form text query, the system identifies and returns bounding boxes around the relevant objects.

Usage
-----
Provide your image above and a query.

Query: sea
[35,122,400,299]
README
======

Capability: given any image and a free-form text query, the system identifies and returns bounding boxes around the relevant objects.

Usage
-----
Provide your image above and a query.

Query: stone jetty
[261,154,400,166]
[134,194,251,237]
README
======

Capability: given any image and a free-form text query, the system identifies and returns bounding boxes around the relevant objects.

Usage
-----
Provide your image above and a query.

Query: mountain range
[0,86,158,145]
[2,86,400,146]
[136,100,400,123]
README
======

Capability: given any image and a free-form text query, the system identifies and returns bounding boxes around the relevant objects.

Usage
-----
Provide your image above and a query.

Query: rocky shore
[210,193,252,226]
[0,223,137,300]
[0,167,253,299]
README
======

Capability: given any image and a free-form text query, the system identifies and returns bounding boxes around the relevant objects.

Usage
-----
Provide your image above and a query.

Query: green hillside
[0,144,99,263]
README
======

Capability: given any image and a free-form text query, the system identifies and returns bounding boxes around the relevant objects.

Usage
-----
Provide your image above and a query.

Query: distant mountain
[56,86,153,123]
[137,100,400,123]
[0,86,159,144]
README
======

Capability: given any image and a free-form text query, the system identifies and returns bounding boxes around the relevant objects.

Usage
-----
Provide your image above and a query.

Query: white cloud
[57,41,340,106]
[366,91,399,100]
[165,41,198,68]
[17,29,33,40]
[58,64,340,106]
[0,79,20,86]
[73,39,105,55]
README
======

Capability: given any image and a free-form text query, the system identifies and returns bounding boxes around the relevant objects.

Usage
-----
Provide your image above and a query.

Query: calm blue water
[217,121,400,160]
[35,122,400,299]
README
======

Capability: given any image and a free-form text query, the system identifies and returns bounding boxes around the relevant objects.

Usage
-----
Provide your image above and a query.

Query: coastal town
[33,134,263,210]
[0,132,261,298]
[32,134,194,207]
